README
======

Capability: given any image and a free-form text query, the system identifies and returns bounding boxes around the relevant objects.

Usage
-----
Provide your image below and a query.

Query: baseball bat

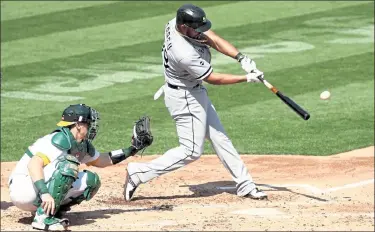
[257,75,310,120]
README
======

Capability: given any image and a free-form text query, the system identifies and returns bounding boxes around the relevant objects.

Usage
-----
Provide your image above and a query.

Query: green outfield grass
[1,1,374,161]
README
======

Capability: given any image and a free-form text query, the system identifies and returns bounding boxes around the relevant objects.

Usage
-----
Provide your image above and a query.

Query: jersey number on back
[162,43,172,69]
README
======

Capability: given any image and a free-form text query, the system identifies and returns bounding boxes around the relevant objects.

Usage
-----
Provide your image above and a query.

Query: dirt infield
[1,147,374,231]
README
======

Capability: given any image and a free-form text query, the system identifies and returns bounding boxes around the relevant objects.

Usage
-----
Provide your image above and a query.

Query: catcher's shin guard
[34,155,80,214]
[59,170,101,213]
[81,170,101,200]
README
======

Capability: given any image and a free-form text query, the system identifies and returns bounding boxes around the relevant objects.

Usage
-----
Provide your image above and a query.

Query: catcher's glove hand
[131,116,153,152]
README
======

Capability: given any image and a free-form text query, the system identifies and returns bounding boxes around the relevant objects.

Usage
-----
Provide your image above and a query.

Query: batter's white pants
[128,83,256,196]
[8,158,93,212]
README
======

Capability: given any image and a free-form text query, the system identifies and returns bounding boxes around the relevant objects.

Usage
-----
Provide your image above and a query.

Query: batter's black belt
[167,83,200,90]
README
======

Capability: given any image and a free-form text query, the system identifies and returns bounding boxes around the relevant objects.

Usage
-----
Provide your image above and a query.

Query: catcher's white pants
[129,83,256,196]
[8,157,92,212]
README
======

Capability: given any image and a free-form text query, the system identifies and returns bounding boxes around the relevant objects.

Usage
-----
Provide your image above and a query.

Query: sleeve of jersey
[179,55,213,80]
[81,150,100,165]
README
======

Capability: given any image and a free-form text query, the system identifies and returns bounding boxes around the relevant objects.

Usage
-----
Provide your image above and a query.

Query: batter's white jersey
[162,18,213,88]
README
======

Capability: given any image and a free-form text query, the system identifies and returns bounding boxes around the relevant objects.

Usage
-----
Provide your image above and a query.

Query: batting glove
[235,53,257,73]
[246,69,263,83]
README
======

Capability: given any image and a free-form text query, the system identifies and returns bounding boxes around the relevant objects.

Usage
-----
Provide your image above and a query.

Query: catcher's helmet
[176,4,211,33]
[57,103,100,141]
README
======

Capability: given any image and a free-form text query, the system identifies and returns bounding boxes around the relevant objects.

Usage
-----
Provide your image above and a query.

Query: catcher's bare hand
[131,116,153,151]
[41,193,55,215]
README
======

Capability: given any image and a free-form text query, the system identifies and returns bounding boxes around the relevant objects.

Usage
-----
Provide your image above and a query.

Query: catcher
[7,103,153,231]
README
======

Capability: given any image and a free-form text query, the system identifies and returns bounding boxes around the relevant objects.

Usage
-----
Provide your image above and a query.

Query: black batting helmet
[176,4,212,33]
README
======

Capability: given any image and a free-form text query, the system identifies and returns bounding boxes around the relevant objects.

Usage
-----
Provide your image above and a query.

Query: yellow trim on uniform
[86,158,100,167]
[56,121,75,127]
[35,152,51,166]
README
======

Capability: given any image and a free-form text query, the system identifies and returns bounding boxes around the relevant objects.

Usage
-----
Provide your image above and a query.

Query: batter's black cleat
[244,188,268,200]
[123,170,138,202]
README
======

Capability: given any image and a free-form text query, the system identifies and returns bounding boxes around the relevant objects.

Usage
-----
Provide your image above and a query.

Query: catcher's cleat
[244,188,268,200]
[123,169,138,202]
[32,207,69,231]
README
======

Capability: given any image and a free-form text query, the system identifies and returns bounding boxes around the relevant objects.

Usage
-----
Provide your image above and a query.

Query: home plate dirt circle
[231,208,285,216]
[1,147,374,231]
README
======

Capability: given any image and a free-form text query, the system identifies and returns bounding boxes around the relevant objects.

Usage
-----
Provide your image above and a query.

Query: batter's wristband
[235,52,245,62]
[34,179,48,194]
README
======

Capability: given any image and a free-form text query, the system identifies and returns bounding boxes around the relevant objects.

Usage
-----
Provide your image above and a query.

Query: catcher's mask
[57,103,100,142]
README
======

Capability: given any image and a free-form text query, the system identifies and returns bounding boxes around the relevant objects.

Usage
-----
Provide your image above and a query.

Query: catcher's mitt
[131,116,153,151]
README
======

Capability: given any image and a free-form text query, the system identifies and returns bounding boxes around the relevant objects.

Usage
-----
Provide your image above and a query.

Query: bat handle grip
[258,75,278,93]
[256,74,265,82]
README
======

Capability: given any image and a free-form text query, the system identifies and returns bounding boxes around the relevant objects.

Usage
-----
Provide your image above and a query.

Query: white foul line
[324,179,374,193]
[261,183,322,194]
[217,179,374,194]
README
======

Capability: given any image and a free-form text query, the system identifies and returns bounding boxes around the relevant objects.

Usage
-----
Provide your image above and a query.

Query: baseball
[320,90,331,100]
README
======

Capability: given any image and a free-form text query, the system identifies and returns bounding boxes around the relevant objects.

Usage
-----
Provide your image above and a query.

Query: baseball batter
[124,4,267,201]
[8,104,153,231]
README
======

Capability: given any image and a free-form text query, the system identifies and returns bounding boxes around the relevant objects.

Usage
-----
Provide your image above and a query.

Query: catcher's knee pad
[35,155,80,212]
[82,170,101,201]
[59,170,101,210]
